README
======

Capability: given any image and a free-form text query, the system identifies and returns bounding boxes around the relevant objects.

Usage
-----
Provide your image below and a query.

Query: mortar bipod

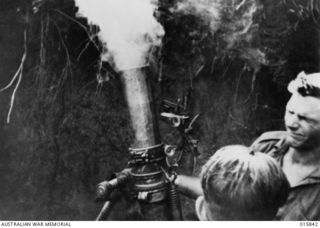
[95,144,170,220]
[95,143,185,220]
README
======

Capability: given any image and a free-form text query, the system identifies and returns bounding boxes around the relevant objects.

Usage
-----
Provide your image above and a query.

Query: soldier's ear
[195,196,207,220]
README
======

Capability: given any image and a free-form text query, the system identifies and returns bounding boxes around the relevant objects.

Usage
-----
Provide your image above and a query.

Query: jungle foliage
[0,0,319,220]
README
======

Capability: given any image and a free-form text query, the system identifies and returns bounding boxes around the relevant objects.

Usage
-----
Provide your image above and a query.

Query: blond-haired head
[196,145,289,220]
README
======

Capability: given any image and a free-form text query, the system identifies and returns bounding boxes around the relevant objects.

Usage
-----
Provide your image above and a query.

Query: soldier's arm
[174,174,203,199]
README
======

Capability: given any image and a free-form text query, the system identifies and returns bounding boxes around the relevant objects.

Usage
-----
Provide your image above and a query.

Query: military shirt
[251,131,320,220]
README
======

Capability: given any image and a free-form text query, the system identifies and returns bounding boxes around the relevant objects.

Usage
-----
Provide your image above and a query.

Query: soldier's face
[284,93,320,150]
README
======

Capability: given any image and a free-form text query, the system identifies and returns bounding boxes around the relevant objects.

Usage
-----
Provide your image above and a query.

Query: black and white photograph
[0,0,320,224]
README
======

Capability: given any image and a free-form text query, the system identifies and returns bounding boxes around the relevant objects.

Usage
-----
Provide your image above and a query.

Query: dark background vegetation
[0,0,319,220]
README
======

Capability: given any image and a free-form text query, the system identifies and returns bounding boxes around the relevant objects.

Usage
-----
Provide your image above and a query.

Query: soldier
[197,145,289,220]
[251,71,320,220]
[175,145,289,220]
[175,71,320,220]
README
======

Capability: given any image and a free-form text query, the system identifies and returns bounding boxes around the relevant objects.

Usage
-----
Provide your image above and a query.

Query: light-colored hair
[200,145,289,220]
[288,71,320,98]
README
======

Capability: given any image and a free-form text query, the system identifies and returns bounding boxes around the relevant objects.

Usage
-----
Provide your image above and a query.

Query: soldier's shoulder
[251,131,287,153]
[255,131,287,143]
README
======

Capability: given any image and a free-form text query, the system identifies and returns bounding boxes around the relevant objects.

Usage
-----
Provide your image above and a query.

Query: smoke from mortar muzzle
[75,0,164,71]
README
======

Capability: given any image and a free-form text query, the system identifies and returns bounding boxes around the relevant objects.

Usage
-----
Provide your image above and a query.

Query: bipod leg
[168,181,183,221]
[95,200,115,221]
